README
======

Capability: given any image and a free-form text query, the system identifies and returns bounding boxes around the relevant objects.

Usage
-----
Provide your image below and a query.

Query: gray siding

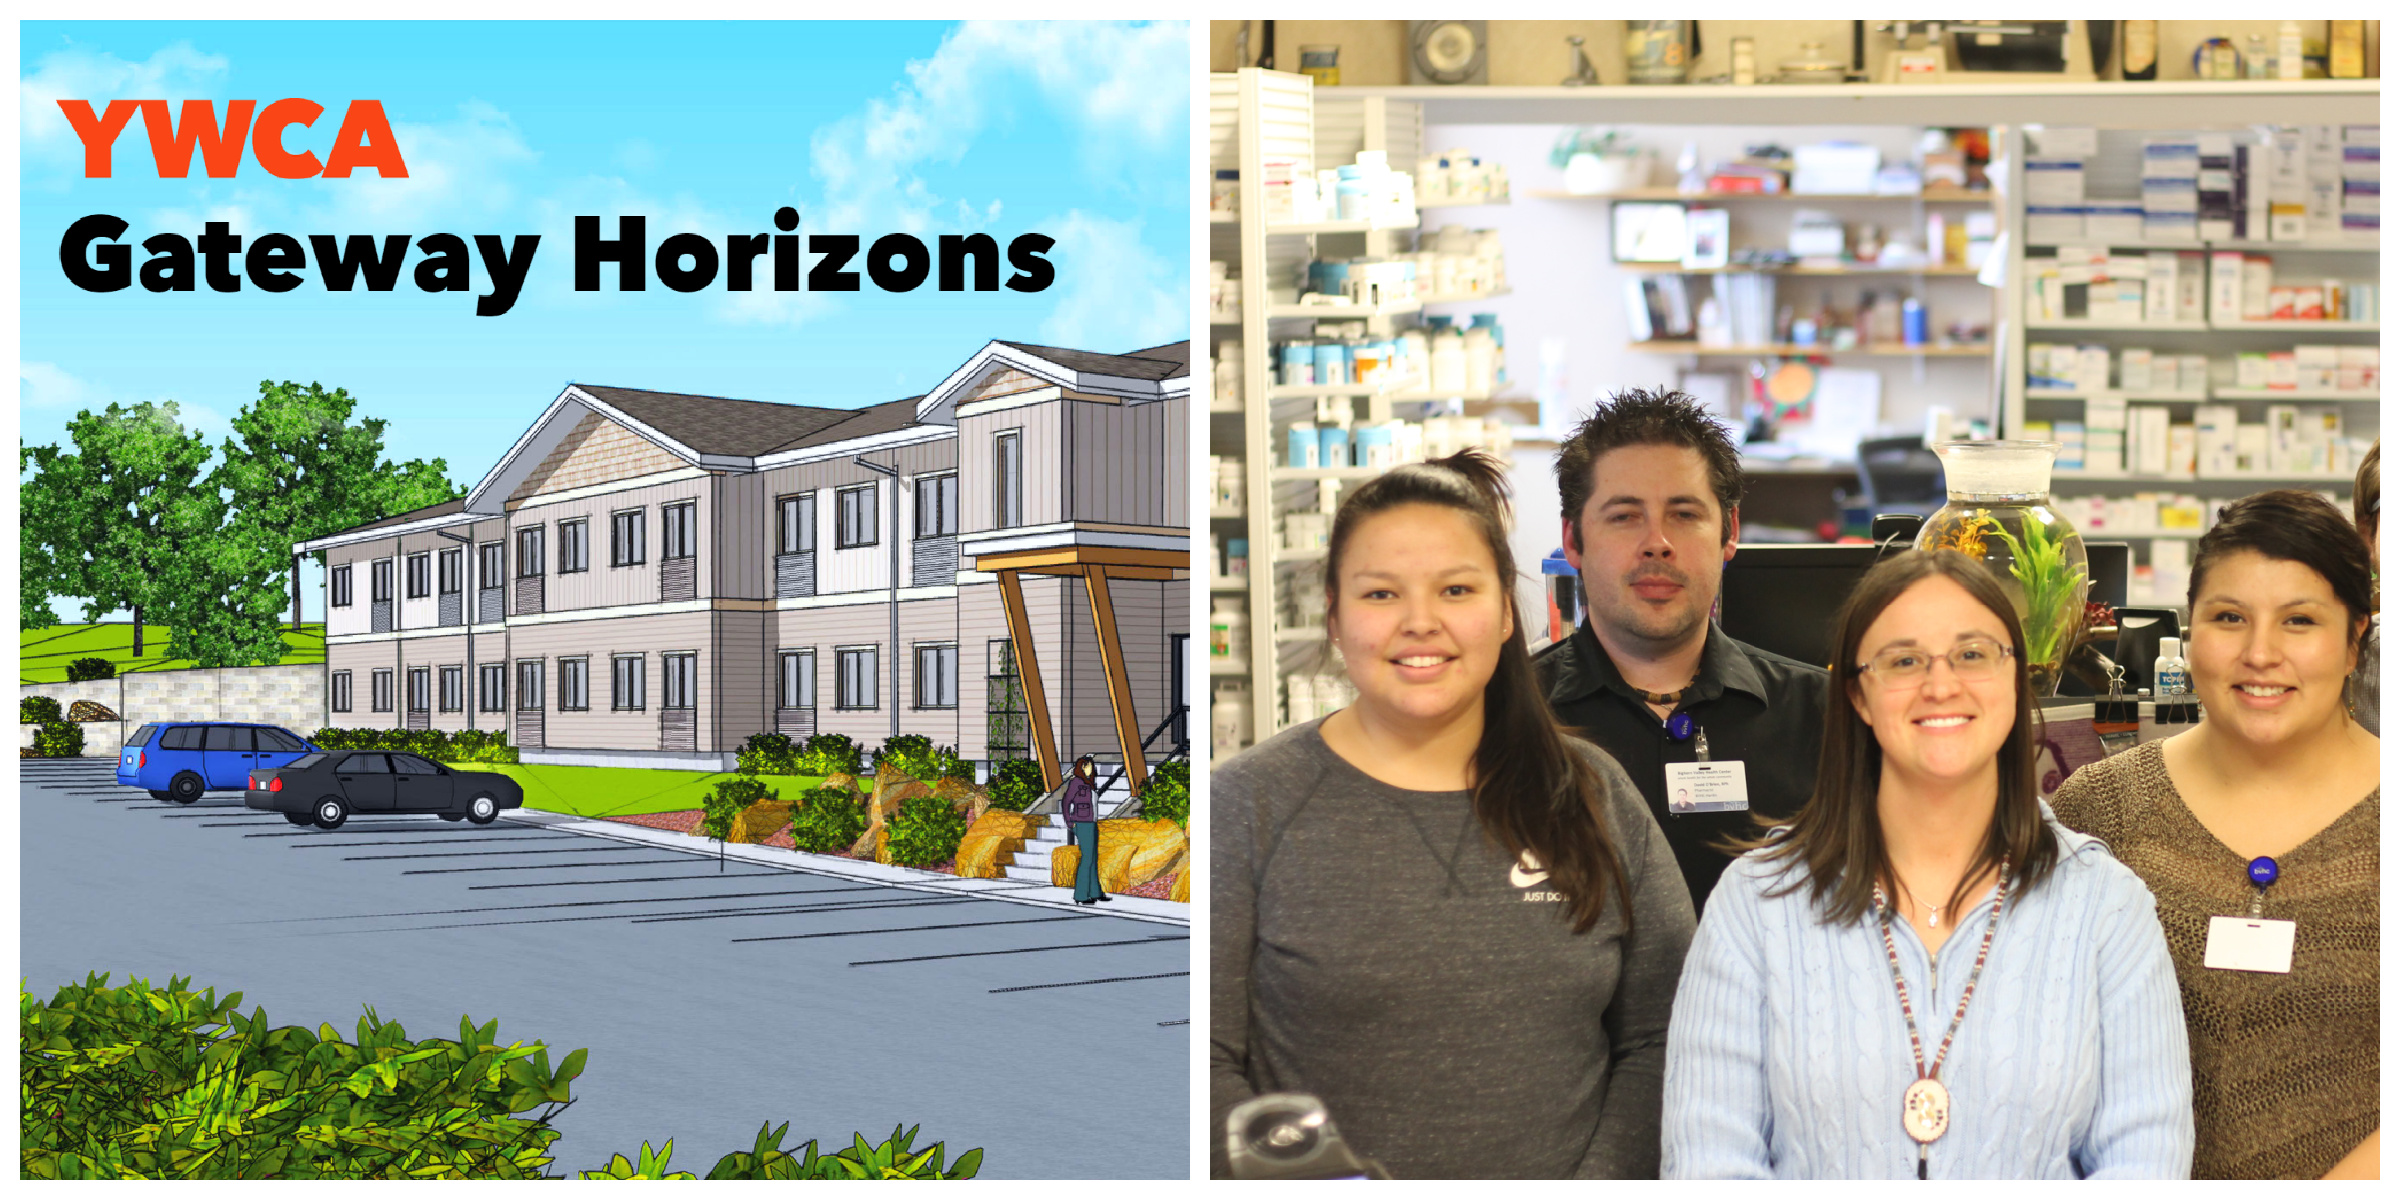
[958,402,1065,533]
[712,472,767,599]
[1068,395,1186,528]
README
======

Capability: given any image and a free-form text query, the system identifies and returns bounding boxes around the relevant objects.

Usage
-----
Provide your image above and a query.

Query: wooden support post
[1081,564,1147,793]
[995,568,1062,791]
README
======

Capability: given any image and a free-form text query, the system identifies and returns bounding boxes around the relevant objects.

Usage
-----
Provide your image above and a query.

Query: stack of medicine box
[2140,137,2200,244]
[2341,126,2379,243]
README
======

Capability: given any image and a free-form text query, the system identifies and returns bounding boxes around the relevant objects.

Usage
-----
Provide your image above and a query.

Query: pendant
[1927,905,1942,928]
[1901,1077,1950,1144]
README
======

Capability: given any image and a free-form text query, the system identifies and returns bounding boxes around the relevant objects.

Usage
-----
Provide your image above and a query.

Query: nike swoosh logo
[1510,851,1550,889]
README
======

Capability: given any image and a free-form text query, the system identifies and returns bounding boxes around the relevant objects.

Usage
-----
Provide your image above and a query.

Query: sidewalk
[505,808,1190,927]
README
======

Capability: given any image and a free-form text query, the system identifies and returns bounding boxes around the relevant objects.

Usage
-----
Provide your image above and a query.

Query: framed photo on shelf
[1613,201,1688,263]
[1683,207,1730,270]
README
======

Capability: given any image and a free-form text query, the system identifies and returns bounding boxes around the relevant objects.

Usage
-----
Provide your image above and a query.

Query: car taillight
[248,775,256,789]
[138,751,146,768]
[269,777,284,792]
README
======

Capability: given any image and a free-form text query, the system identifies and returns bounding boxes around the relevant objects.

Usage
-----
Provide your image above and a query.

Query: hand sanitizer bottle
[2154,636,2190,696]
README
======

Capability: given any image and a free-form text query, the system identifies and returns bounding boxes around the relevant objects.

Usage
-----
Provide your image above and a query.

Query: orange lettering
[139,99,256,178]
[56,99,142,178]
[250,97,325,179]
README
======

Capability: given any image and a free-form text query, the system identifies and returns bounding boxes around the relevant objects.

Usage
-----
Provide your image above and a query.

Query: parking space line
[466,871,792,888]
[341,846,654,862]
[234,886,870,925]
[731,914,1099,943]
[278,834,586,847]
[849,935,1189,967]
[989,971,1189,994]
[627,897,980,925]
[400,858,698,874]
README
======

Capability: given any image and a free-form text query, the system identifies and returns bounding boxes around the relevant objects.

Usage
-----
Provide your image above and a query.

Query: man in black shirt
[1533,388,1829,911]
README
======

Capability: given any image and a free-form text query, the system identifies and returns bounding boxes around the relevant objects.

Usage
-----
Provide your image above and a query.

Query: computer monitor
[1717,543,1907,670]
[2083,541,2131,610]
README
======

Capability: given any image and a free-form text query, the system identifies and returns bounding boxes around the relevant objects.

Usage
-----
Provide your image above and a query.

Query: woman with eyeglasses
[1663,549,2192,1178]
[2051,491,2379,1179]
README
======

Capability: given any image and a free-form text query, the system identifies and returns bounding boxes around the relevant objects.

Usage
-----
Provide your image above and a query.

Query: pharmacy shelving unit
[1208,68,1517,751]
[1992,122,2379,606]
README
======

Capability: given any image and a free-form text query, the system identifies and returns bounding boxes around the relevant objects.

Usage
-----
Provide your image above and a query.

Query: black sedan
[246,750,525,829]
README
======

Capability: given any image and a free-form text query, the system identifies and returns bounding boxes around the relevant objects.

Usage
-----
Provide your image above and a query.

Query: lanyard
[1871,859,2010,1179]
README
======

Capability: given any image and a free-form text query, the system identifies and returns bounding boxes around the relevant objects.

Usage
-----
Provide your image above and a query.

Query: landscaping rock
[1099,818,1188,891]
[932,776,992,821]
[1050,843,1079,888]
[954,811,1045,879]
[820,772,861,796]
[727,799,792,844]
[66,700,119,722]
[857,776,936,863]
[1171,870,1189,903]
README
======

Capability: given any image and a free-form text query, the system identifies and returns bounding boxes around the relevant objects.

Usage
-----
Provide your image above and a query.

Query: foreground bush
[306,728,518,765]
[32,720,85,758]
[65,657,116,682]
[985,758,1045,812]
[700,777,779,842]
[21,696,63,723]
[736,732,799,776]
[22,973,985,1179]
[884,796,970,868]
[788,786,867,854]
[1139,759,1190,827]
[796,733,860,776]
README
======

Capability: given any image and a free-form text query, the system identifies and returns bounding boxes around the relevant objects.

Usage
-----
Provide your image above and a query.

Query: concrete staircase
[994,774,1135,885]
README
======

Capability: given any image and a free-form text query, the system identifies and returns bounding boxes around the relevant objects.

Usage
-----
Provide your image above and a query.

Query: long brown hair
[1324,450,1632,933]
[1738,549,2059,924]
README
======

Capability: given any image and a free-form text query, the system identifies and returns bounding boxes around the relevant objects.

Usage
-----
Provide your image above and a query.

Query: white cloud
[20,361,92,408]
[20,41,231,152]
[1033,210,1185,352]
[17,361,226,437]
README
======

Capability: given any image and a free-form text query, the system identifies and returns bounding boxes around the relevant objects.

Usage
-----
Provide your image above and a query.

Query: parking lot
[19,756,1190,1179]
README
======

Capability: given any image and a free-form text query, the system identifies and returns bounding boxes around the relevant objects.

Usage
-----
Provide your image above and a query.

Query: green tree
[20,402,220,658]
[210,380,460,633]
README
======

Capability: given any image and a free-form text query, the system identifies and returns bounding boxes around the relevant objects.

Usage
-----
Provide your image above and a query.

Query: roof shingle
[573,384,859,457]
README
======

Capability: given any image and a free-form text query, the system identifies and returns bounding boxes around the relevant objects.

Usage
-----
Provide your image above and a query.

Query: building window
[439,666,463,712]
[610,510,646,566]
[914,643,958,709]
[331,670,353,713]
[559,658,588,711]
[611,654,645,710]
[559,519,589,573]
[408,668,431,713]
[437,548,462,594]
[779,649,816,709]
[516,660,544,711]
[836,485,877,549]
[479,542,504,589]
[836,647,878,710]
[371,669,394,713]
[778,493,815,554]
[987,639,1029,758]
[372,559,394,602]
[663,653,695,709]
[995,429,1023,528]
[663,502,696,560]
[331,565,353,607]
[406,553,431,598]
[915,473,958,538]
[516,528,544,577]
[479,663,506,712]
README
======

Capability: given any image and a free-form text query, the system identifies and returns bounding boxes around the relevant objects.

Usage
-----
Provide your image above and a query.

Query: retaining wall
[20,665,324,758]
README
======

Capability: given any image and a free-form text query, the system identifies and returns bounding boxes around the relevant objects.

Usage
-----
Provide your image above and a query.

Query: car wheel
[466,794,499,825]
[148,790,174,803]
[312,797,349,830]
[168,772,205,805]
[284,812,313,826]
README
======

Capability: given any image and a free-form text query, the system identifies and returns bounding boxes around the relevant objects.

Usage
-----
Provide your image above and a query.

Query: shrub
[985,758,1045,812]
[583,1122,982,1180]
[64,657,116,682]
[33,720,85,758]
[927,744,974,783]
[1140,759,1190,827]
[21,972,582,1179]
[884,796,969,868]
[873,733,937,781]
[701,777,778,842]
[310,728,351,749]
[796,733,860,776]
[22,695,64,723]
[787,786,867,854]
[402,729,450,761]
[737,732,800,776]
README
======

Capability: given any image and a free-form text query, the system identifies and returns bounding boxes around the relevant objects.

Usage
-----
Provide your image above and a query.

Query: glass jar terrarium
[1912,441,2090,697]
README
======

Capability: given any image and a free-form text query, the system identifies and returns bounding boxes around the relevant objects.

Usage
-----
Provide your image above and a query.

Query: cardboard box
[2130,406,2172,475]
[2167,423,2197,478]
[2178,355,2209,393]
[2241,257,2273,319]
[2294,344,2339,393]
[2120,347,2154,392]
[2209,251,2246,321]
[2233,423,2270,474]
[2195,405,2241,477]
[2236,352,2272,390]
[2024,159,2087,206]
[2175,253,2207,321]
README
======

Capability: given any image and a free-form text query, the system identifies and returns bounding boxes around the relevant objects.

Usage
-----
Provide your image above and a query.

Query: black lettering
[473,234,540,317]
[140,233,195,292]
[196,220,243,292]
[809,234,860,291]
[576,214,646,292]
[1005,232,1055,293]
[308,234,411,291]
[246,232,306,293]
[772,206,801,291]
[655,232,719,293]
[866,233,930,292]
[726,233,768,291]
[60,213,131,293]
[415,233,470,293]
[938,233,998,291]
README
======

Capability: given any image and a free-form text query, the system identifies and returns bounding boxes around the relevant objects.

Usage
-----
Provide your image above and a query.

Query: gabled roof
[915,339,1192,422]
[767,396,925,453]
[571,384,859,458]
[344,497,468,533]
[992,340,1190,382]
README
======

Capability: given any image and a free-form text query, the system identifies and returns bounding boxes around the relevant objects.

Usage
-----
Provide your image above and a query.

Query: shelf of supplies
[1627,262,1983,276]
[2210,388,2380,401]
[1209,575,1251,591]
[1418,288,1512,304]
[2024,237,2379,252]
[2209,318,2379,332]
[1629,341,1989,357]
[1208,506,1245,520]
[1263,217,1419,236]
[1209,659,1249,676]
[2078,526,2207,538]
[1208,398,1244,413]
[1417,197,1511,210]
[1266,299,1423,320]
[2057,471,2355,485]
[2028,388,2379,403]
[1272,544,1332,562]
[1209,211,1238,224]
[1274,628,1327,644]
[1268,383,1383,399]
[1533,187,1993,204]
[2025,390,2210,402]
[2025,319,2212,332]
[1269,466,1383,482]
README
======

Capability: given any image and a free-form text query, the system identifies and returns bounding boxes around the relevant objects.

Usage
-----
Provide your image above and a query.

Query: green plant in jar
[1981,509,2088,693]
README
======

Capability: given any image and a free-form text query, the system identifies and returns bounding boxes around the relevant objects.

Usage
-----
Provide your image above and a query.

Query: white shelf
[1626,262,1984,276]
[2209,319,2379,332]
[2023,238,2379,253]
[2057,471,2355,484]
[1418,288,1511,305]
[1534,187,1994,204]
[1263,217,1419,236]
[1418,197,1511,210]
[1209,575,1251,591]
[2025,319,2211,332]
[1274,628,1326,644]
[1266,299,1423,320]
[1209,658,1249,676]
[1209,211,1238,224]
[1271,545,1331,563]
[2025,390,2209,402]
[1208,506,1245,520]
[2210,388,2380,401]
[1208,398,1244,413]
[2026,389,2379,403]
[1267,383,1383,400]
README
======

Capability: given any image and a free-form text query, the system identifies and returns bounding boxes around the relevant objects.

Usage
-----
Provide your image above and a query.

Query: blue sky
[19,20,1191,622]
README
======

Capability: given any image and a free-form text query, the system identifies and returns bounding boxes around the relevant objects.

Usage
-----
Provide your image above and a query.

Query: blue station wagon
[117,722,320,804]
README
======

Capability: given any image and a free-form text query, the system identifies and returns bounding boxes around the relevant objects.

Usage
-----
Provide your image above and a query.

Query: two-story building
[300,339,1191,790]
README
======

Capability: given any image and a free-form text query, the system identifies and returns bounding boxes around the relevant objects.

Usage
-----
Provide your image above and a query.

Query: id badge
[1664,760,1749,814]
[2203,915,2296,974]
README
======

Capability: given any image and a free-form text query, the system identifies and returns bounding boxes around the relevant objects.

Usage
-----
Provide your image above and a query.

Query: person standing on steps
[1063,754,1110,905]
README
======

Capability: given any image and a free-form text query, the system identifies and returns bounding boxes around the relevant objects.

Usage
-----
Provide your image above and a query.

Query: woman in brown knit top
[2051,490,2378,1179]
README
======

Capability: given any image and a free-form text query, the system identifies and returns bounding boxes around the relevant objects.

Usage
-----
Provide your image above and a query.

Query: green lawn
[434,761,826,819]
[20,623,326,684]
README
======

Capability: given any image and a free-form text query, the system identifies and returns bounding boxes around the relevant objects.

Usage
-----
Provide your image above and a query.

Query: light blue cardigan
[1662,815,2194,1179]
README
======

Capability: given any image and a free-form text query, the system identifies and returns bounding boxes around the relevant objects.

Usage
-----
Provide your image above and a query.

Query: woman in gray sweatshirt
[1209,451,1696,1178]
